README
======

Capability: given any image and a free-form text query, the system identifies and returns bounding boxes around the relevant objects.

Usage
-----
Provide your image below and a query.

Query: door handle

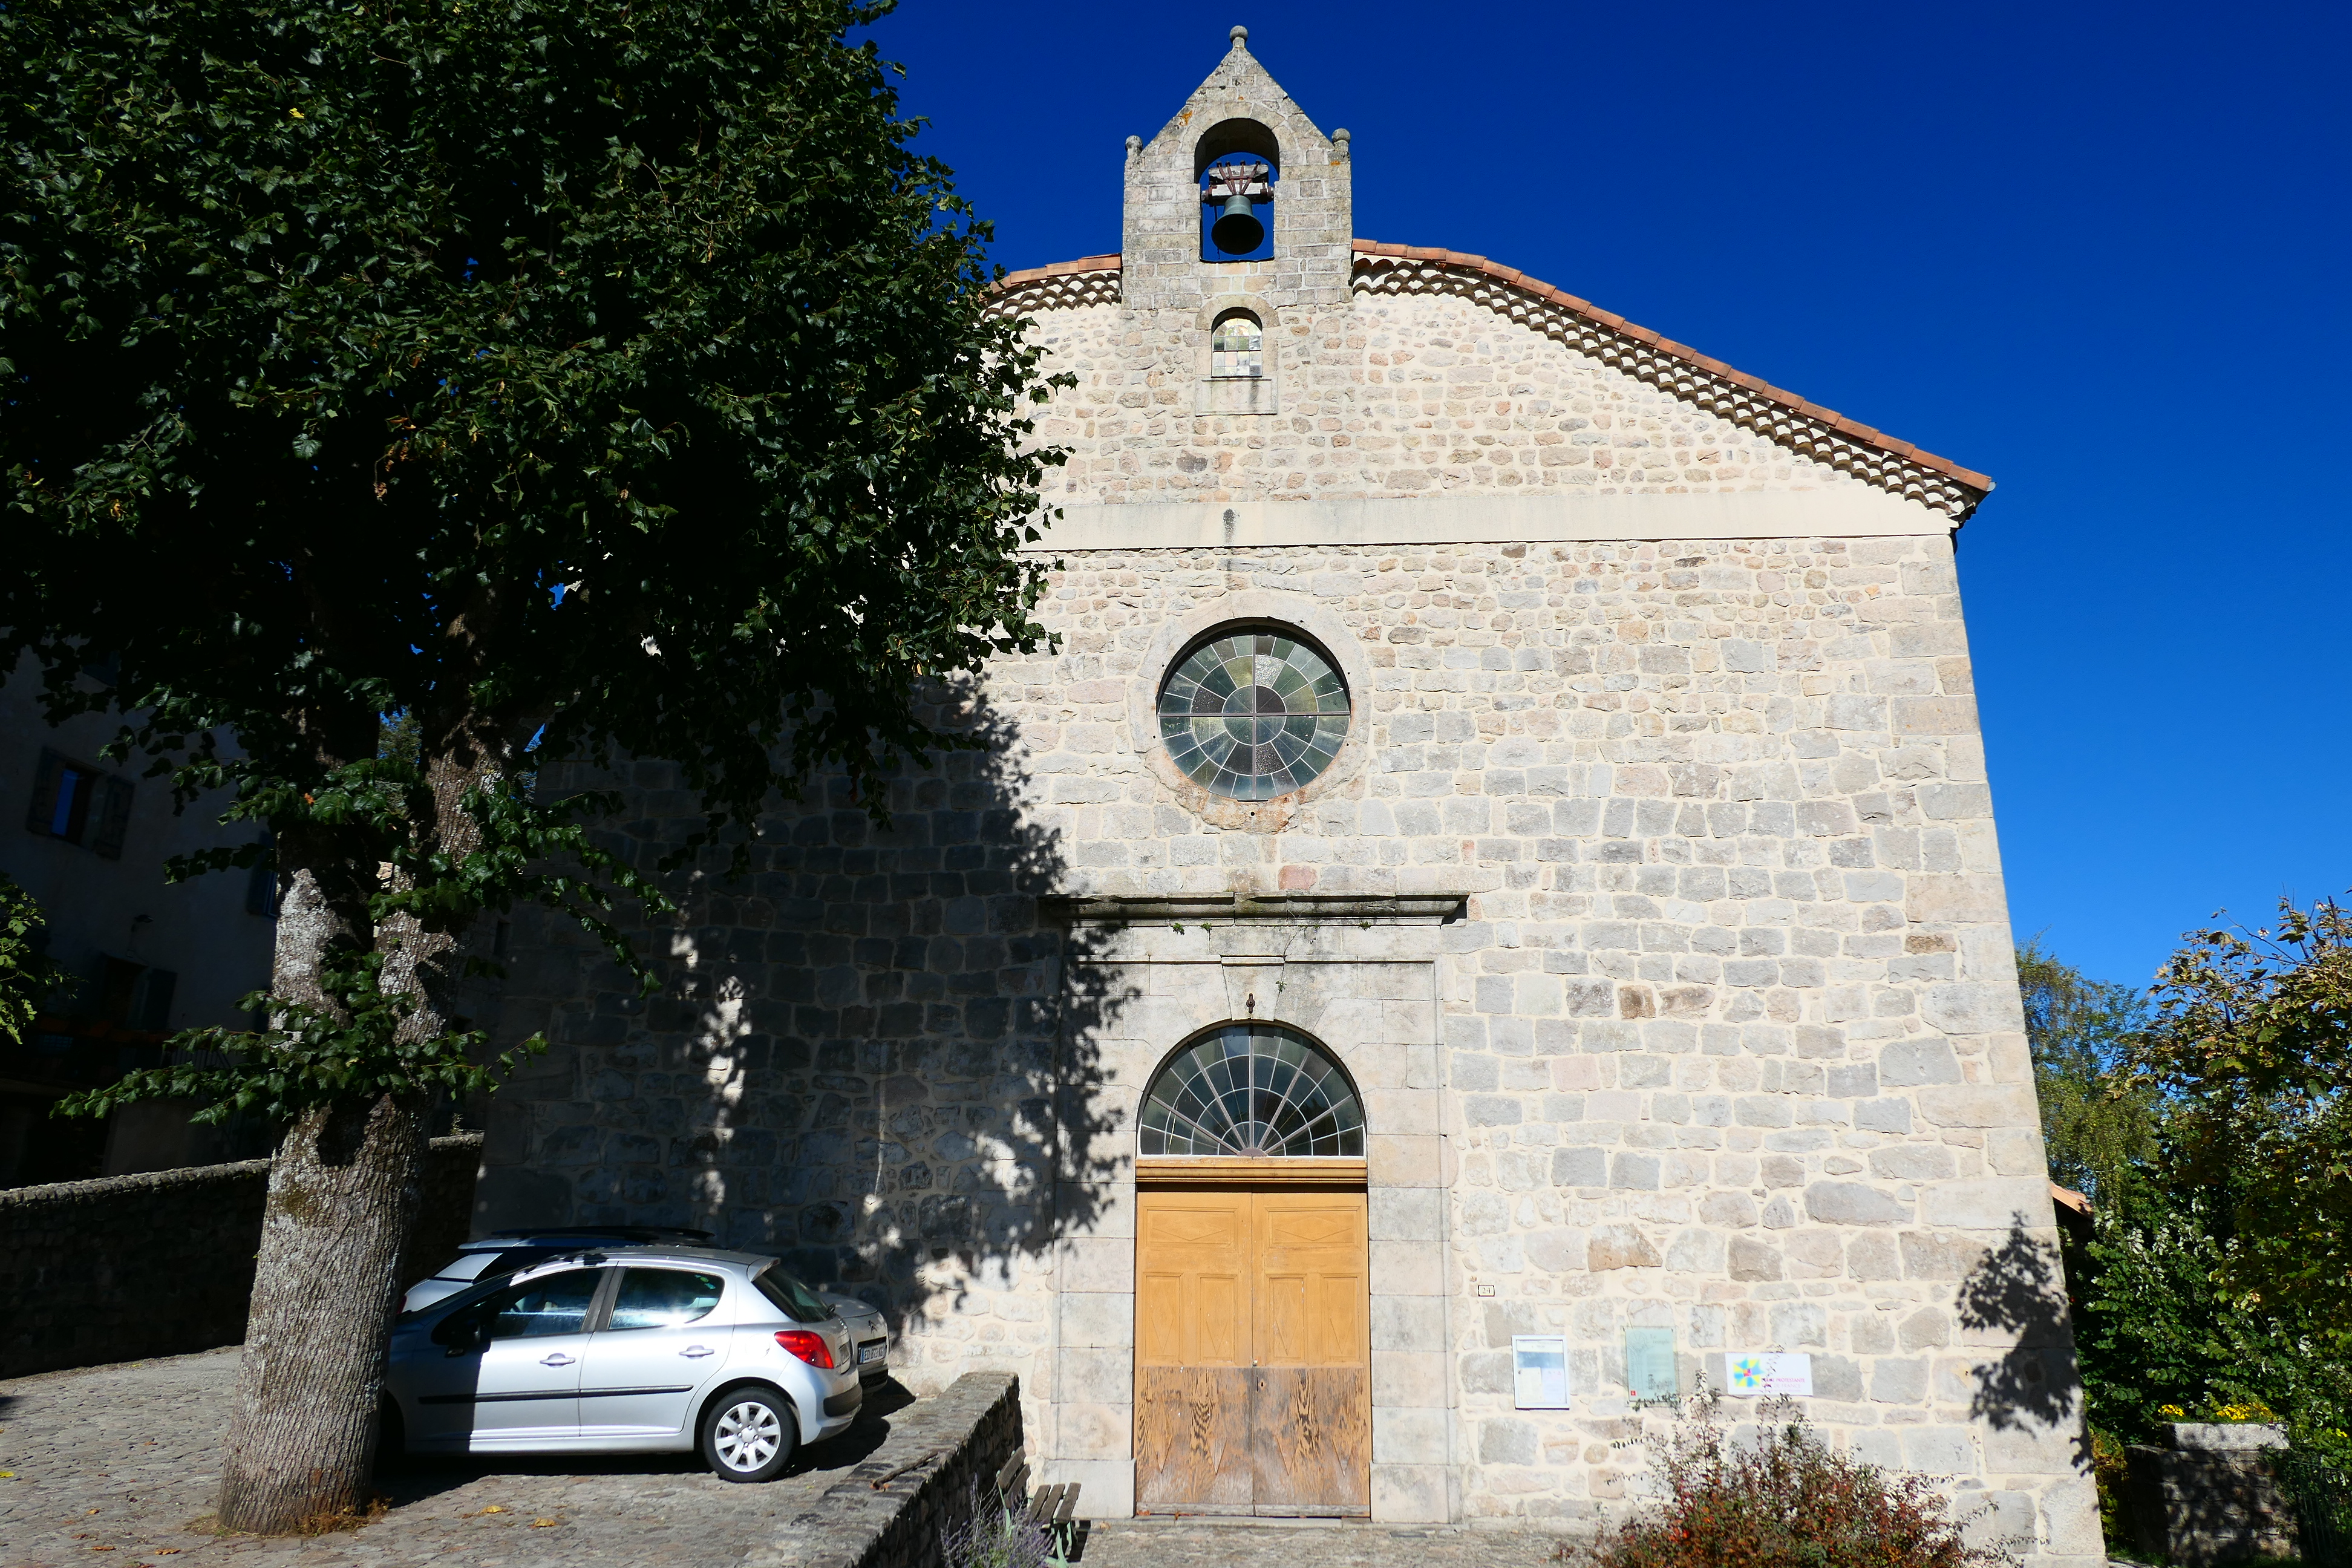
[681,1345,714,1359]
[540,1353,576,1367]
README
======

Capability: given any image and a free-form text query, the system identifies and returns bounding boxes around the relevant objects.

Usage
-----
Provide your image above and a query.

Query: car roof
[462,1226,713,1249]
[507,1244,785,1276]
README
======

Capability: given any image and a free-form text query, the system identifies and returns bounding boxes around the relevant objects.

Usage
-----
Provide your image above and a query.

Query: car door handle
[540,1353,576,1367]
[680,1345,714,1358]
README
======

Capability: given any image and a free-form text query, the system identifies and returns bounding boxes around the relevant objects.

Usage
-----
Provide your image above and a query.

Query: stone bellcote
[1120,26,1353,317]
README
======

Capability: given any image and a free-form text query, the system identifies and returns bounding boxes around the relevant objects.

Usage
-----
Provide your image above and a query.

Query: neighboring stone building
[1,653,277,1184]
[485,28,2097,1557]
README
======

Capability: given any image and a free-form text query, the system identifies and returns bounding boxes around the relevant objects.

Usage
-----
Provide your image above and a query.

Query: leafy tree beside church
[1,0,1059,1532]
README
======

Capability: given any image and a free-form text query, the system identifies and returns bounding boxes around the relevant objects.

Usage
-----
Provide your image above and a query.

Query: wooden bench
[995,1451,1082,1563]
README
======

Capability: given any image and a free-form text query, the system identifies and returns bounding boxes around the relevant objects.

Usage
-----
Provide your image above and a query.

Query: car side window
[607,1269,725,1331]
[482,1269,603,1340]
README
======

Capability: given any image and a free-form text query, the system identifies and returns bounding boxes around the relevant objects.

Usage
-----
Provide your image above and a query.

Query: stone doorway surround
[1039,894,1463,1523]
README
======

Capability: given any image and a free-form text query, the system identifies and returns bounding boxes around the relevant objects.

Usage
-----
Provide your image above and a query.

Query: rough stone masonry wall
[743,1371,1024,1568]
[481,738,1074,1445]
[486,524,2094,1553]
[1010,535,2087,1552]
[1021,289,1883,508]
[0,1133,483,1377]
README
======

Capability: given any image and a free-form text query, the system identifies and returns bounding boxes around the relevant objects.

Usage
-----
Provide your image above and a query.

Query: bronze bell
[1210,191,1264,254]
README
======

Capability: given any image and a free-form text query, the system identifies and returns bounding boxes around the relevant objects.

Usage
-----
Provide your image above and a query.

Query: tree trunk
[217,829,424,1533]
[216,1093,426,1532]
[215,727,501,1533]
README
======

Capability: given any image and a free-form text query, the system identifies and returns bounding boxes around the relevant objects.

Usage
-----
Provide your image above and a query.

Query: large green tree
[1,0,1059,1532]
[2018,932,2352,1469]
[0,872,75,1045]
[2017,939,2158,1203]
[2130,897,2352,1345]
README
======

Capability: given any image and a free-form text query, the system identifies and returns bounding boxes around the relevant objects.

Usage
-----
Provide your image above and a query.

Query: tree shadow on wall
[525,676,1133,1367]
[1956,1212,2091,1474]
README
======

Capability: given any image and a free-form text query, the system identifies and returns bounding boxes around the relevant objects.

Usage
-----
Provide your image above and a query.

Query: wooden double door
[1134,1186,1371,1516]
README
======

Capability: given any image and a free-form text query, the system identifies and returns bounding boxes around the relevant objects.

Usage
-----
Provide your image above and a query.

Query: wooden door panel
[1136,1367,1254,1511]
[1197,1272,1245,1364]
[1310,1271,1365,1365]
[1250,1366,1373,1513]
[1135,1191,1254,1511]
[1249,1191,1370,1515]
[1135,1185,1370,1517]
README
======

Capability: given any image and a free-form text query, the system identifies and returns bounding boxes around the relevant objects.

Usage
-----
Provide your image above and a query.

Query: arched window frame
[1137,1023,1367,1158]
[1193,293,1280,416]
[1209,310,1263,379]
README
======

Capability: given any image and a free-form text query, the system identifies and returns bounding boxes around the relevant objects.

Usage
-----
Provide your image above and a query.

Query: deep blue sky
[871,1,2351,991]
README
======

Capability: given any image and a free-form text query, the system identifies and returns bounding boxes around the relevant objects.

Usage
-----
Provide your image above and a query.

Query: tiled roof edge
[1352,240,1992,519]
[983,256,1123,318]
[980,246,1992,521]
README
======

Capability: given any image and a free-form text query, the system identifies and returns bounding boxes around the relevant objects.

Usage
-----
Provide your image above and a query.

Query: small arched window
[1210,312,1263,379]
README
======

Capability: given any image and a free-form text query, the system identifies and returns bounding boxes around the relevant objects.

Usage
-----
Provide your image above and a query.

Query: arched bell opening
[1195,118,1279,263]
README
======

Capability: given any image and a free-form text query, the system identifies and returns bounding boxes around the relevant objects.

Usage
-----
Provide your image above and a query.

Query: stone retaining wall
[0,1132,483,1377]
[2126,1425,2299,1567]
[745,1371,1024,1568]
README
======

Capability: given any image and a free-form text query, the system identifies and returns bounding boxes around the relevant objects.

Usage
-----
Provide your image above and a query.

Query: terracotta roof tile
[993,254,1120,289]
[1350,238,1993,496]
[985,243,1994,502]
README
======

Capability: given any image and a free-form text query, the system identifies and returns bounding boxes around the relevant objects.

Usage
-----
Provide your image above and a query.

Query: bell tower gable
[1121,26,1353,316]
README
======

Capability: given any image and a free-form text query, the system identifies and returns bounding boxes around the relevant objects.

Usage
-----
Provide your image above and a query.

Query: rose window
[1157,629,1349,800]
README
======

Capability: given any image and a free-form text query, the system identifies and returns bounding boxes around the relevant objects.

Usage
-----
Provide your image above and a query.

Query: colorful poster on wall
[1725,1352,1813,1397]
[1512,1336,1570,1409]
[1625,1327,1676,1400]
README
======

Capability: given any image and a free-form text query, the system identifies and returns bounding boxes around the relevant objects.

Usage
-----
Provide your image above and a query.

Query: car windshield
[752,1264,834,1323]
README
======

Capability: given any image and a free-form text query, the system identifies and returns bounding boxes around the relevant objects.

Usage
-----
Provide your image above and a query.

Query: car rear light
[775,1329,834,1369]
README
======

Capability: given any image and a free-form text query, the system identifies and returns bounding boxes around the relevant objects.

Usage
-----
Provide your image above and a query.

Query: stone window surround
[1040,898,1463,1523]
[1128,589,1371,826]
[1192,291,1282,416]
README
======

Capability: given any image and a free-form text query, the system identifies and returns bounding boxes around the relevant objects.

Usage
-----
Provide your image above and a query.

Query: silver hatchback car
[384,1246,860,1481]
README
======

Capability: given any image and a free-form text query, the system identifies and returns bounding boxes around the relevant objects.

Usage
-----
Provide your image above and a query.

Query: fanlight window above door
[1138,1025,1365,1157]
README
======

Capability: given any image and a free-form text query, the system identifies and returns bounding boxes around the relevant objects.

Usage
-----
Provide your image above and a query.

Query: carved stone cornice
[1039,892,1468,927]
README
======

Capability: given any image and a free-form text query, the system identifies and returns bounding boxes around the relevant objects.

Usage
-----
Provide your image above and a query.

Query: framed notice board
[1512,1335,1570,1409]
[1625,1327,1676,1400]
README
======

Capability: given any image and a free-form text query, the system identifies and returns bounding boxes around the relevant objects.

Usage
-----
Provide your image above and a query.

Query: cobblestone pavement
[0,1346,908,1567]
[1,1348,1588,1568]
[1080,1520,1576,1566]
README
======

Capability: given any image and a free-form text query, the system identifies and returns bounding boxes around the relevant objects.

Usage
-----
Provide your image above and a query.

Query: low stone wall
[2126,1423,2300,1567]
[0,1132,483,1378]
[745,1372,1025,1568]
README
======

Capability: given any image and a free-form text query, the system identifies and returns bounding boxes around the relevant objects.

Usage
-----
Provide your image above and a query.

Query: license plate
[858,1344,886,1365]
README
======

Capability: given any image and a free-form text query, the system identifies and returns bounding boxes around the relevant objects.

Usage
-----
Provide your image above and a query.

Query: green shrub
[1570,1399,2014,1568]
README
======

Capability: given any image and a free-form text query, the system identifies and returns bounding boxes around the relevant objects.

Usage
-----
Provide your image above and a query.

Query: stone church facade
[484,30,2097,1557]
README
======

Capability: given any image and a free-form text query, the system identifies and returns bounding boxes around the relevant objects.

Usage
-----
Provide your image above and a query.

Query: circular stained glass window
[1157,629,1350,800]
[1138,1025,1365,1157]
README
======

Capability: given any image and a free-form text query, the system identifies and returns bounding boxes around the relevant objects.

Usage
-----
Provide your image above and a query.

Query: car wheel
[701,1386,796,1483]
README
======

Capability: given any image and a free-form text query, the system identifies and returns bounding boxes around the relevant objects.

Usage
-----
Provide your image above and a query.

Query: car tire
[700,1385,797,1483]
